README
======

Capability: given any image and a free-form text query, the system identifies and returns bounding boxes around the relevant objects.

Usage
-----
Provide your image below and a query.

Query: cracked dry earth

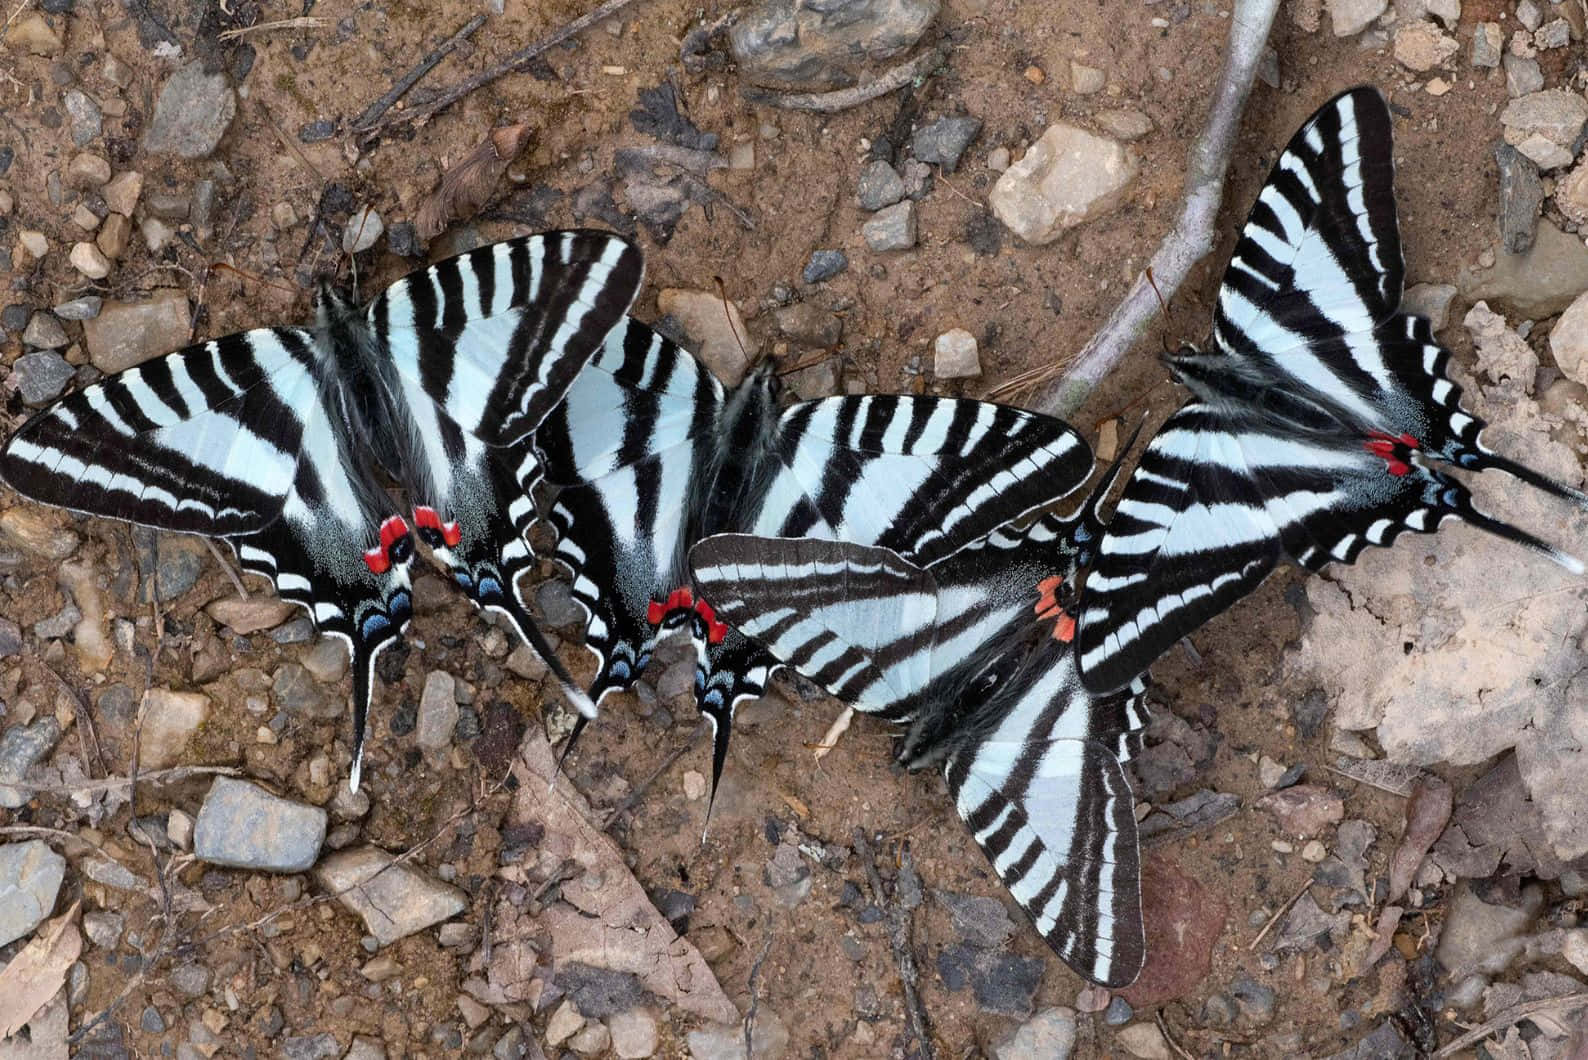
[3,0,1588,1058]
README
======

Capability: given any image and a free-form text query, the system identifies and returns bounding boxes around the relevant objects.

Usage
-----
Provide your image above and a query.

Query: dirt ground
[3,0,1588,1057]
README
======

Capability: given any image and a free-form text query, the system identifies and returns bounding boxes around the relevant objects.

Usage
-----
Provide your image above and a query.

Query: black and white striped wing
[1,328,318,534]
[1076,88,1587,693]
[372,230,644,447]
[537,318,726,704]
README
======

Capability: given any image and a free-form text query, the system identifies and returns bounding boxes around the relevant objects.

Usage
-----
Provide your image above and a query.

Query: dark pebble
[559,962,649,1019]
[802,249,848,284]
[455,707,481,741]
[935,942,1043,1016]
[966,212,1002,256]
[42,0,74,12]
[1103,996,1133,1025]
[280,1034,339,1060]
[652,888,695,932]
[1276,763,1306,789]
[839,880,864,908]
[911,116,982,174]
[386,221,421,258]
[0,147,12,175]
[229,43,255,83]
[390,696,417,737]
[299,120,335,143]
[2,304,31,333]
[257,1006,284,1037]
[857,905,885,924]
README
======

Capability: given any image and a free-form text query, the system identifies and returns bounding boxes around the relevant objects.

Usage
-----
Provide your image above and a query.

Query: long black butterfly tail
[1450,488,1586,574]
[554,714,591,777]
[699,698,733,840]
[1459,447,1588,513]
[493,590,600,721]
[348,638,378,792]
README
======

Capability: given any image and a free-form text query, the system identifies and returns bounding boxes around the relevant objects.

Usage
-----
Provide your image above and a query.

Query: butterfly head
[314,280,362,329]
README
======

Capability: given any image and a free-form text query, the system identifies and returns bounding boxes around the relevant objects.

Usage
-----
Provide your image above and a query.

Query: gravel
[801,249,847,284]
[911,116,981,173]
[0,718,63,809]
[193,776,328,872]
[314,846,467,946]
[417,671,459,752]
[856,159,906,211]
[53,295,102,320]
[861,200,916,251]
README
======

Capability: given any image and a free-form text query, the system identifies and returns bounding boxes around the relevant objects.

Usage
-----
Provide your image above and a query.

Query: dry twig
[1248,876,1312,950]
[361,0,646,135]
[1434,992,1588,1056]
[351,14,487,132]
[742,47,945,113]
[1030,0,1282,417]
[216,16,325,40]
[854,829,935,1060]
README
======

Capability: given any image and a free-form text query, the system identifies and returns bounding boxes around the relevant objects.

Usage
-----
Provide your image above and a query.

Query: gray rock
[141,1006,166,1034]
[856,159,905,210]
[1230,975,1276,1024]
[936,890,1015,948]
[990,123,1136,244]
[2,303,31,333]
[33,601,81,639]
[144,61,237,159]
[53,295,103,320]
[764,840,813,907]
[936,942,1043,1015]
[1436,882,1541,979]
[1103,997,1133,1026]
[686,1009,788,1059]
[559,963,648,1018]
[912,116,981,173]
[83,910,124,948]
[170,963,211,997]
[900,158,933,199]
[802,250,847,284]
[607,1008,659,1059]
[1471,22,1502,67]
[82,290,191,374]
[775,303,842,347]
[1329,0,1388,35]
[343,206,384,254]
[193,776,327,872]
[279,1034,340,1060]
[0,840,66,946]
[12,350,76,404]
[22,311,68,348]
[933,328,980,378]
[537,579,585,629]
[417,671,458,752]
[273,662,338,719]
[861,200,916,251]
[314,846,467,946]
[996,1007,1076,1060]
[729,0,939,90]
[0,718,63,809]
[1534,17,1571,47]
[1274,892,1349,952]
[1461,220,1588,319]
[63,88,102,146]
[83,856,145,891]
[1401,283,1457,331]
[132,529,206,603]
[299,119,335,143]
[0,617,19,657]
[1495,143,1542,254]
[1504,55,1543,98]
[1500,90,1588,165]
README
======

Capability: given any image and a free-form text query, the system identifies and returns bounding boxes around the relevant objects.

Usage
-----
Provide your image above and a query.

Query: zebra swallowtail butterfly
[1076,86,1588,694]
[0,230,644,789]
[535,316,1095,797]
[689,468,1150,987]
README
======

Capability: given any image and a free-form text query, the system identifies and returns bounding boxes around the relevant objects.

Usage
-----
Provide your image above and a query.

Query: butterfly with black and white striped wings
[0,230,644,788]
[689,468,1151,987]
[534,316,1095,799]
[1076,86,1588,695]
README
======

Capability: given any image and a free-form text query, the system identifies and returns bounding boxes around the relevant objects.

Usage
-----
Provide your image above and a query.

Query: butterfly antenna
[1144,267,1174,356]
[714,275,762,374]
[212,261,303,300]
[1077,419,1146,547]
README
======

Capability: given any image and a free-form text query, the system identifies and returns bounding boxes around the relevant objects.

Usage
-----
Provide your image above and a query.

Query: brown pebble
[1024,65,1046,85]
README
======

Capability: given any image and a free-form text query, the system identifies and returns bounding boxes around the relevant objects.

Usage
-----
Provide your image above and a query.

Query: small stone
[1534,17,1570,48]
[1504,55,1544,98]
[97,213,132,259]
[102,53,133,87]
[142,217,177,252]
[995,1007,1077,1060]
[1093,109,1153,142]
[861,200,917,251]
[802,249,847,284]
[63,89,103,146]
[1401,283,1457,331]
[344,1037,386,1060]
[206,596,297,634]
[1256,784,1343,836]
[53,295,103,321]
[33,602,80,640]
[83,856,143,891]
[900,158,933,199]
[775,303,842,347]
[1116,1022,1170,1059]
[83,911,124,949]
[1302,839,1328,862]
[912,116,982,173]
[141,1006,166,1034]
[145,191,191,219]
[170,963,211,998]
[856,159,906,211]
[417,671,459,752]
[70,241,112,280]
[933,328,981,378]
[987,146,1011,171]
[1549,290,1588,386]
[656,288,754,385]
[22,312,68,349]
[1103,997,1134,1025]
[144,61,237,159]
[343,206,384,254]
[273,662,338,719]
[990,123,1136,244]
[279,1034,338,1060]
[1513,133,1574,171]
[301,638,350,683]
[1495,143,1543,254]
[1461,220,1588,318]
[315,846,467,945]
[545,1002,584,1046]
[728,141,755,169]
[298,119,335,143]
[271,202,298,229]
[1069,62,1105,94]
[727,0,936,91]
[1327,0,1388,34]
[568,1023,610,1055]
[18,230,49,260]
[1436,883,1541,977]
[66,151,111,187]
[138,689,210,769]
[686,1009,788,1059]
[5,11,62,53]
[1516,0,1542,30]
[608,1008,659,1058]
[167,809,194,850]
[0,840,67,946]
[1471,22,1503,66]
[683,770,707,800]
[81,291,191,373]
[1230,976,1277,1024]
[1500,90,1588,161]
[1393,20,1459,71]
[0,718,63,809]
[193,776,327,872]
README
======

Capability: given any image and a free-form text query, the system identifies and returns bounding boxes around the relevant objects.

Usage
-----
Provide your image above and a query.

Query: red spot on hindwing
[363,546,391,575]
[413,506,442,531]
[695,597,728,645]
[378,516,409,548]
[646,586,728,643]
[1364,430,1421,477]
[1033,575,1076,642]
[1052,613,1076,644]
[442,521,462,547]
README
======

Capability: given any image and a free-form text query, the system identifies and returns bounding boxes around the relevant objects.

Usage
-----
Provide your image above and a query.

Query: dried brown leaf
[1387,775,1453,903]
[416,123,534,239]
[1359,904,1404,974]
[0,901,81,1041]
[0,990,68,1060]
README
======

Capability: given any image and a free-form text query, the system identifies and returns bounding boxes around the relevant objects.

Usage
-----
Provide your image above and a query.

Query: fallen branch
[1247,876,1312,950]
[361,0,647,136]
[741,47,945,113]
[1030,0,1281,417]
[351,14,487,133]
[0,763,241,796]
[1433,991,1588,1056]
[854,828,935,1060]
